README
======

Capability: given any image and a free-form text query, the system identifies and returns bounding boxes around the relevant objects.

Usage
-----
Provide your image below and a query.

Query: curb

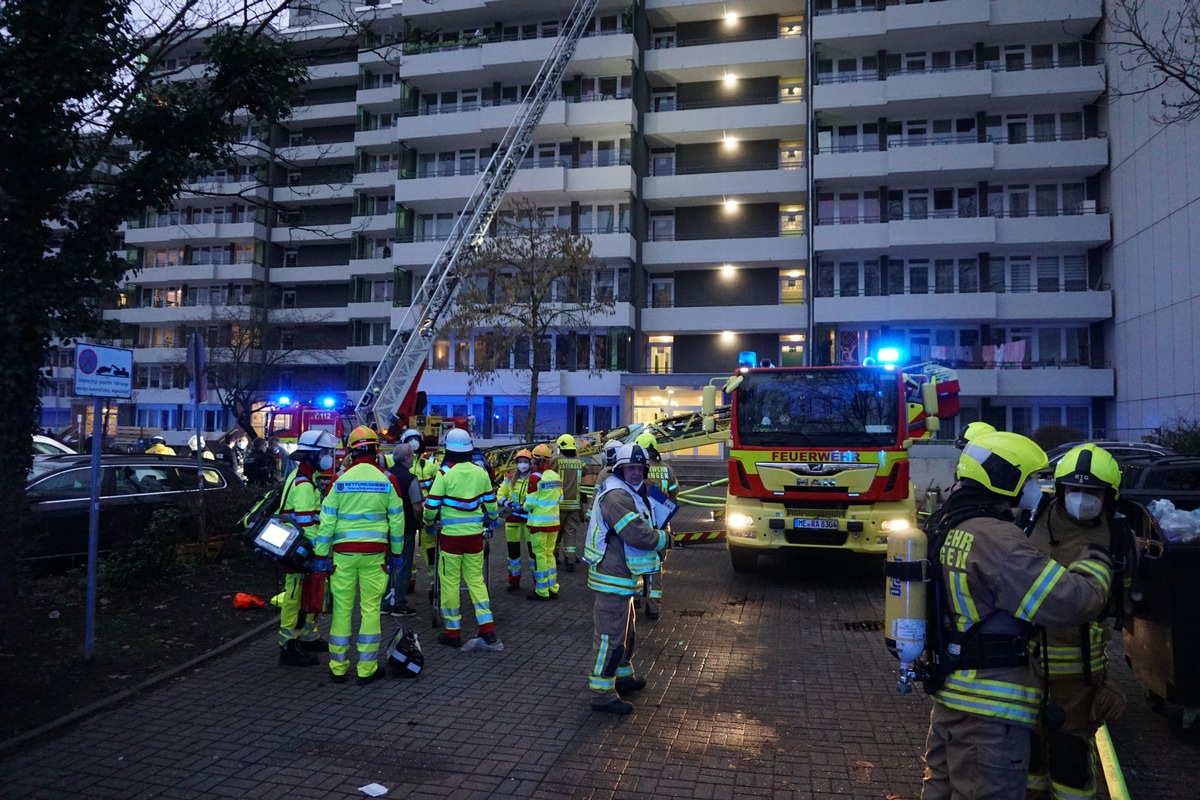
[0,616,277,755]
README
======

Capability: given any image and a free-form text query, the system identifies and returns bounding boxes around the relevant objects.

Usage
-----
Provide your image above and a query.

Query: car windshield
[28,460,69,481]
[733,367,902,448]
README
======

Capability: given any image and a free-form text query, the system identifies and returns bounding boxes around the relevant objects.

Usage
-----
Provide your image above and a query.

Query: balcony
[815,134,1107,185]
[957,366,1113,399]
[814,208,1109,255]
[273,263,353,284]
[645,37,805,84]
[814,289,1112,324]
[645,101,805,145]
[644,165,805,207]
[277,140,355,166]
[814,0,1101,51]
[123,220,262,246]
[291,100,357,125]
[644,233,806,267]
[814,62,1104,117]
[129,262,263,284]
[642,303,806,333]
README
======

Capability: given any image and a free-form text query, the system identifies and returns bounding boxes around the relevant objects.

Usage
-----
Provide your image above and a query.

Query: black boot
[279,640,318,667]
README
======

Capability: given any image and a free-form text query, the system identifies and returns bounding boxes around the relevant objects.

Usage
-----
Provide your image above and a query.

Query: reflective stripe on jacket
[585,476,668,595]
[554,456,584,509]
[522,469,562,531]
[932,509,1112,727]
[497,471,530,523]
[317,458,405,556]
[647,462,679,500]
[423,461,498,537]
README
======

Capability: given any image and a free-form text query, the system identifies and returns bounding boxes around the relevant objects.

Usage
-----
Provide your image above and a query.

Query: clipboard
[646,485,678,529]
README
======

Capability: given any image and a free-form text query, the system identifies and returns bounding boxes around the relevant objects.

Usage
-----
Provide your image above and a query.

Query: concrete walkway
[2,542,1194,799]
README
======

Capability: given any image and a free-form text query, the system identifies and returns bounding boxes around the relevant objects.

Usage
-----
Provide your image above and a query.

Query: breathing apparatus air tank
[884,525,929,694]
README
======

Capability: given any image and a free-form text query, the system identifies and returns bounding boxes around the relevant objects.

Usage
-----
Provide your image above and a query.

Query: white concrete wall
[1104,0,1200,437]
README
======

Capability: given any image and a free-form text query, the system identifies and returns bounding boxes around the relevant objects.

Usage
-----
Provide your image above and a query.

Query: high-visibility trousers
[438,542,494,637]
[505,521,532,586]
[278,572,320,646]
[588,592,637,705]
[529,528,560,598]
[328,552,387,679]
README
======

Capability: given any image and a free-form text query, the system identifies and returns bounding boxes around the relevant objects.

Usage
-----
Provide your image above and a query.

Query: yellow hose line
[1095,723,1130,800]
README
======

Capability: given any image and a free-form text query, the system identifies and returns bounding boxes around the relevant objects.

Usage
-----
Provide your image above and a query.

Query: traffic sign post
[188,334,208,542]
[73,344,133,662]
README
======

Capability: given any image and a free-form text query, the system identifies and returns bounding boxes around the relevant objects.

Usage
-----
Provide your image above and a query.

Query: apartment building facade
[44,0,1123,443]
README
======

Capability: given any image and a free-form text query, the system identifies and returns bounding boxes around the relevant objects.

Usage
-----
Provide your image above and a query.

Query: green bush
[101,508,187,592]
[1145,418,1200,456]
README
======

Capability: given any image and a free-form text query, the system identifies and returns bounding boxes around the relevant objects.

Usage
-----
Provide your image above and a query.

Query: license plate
[794,518,837,530]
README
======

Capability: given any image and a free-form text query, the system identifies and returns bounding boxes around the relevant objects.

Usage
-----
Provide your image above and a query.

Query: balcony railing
[648,160,799,177]
[401,224,632,243]
[819,131,1105,154]
[402,91,631,118]
[816,204,1104,225]
[410,154,631,178]
[648,228,802,242]
[818,58,1104,85]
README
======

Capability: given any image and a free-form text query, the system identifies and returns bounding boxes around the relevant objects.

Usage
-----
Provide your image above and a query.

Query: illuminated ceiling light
[721,263,735,277]
[723,196,739,212]
[723,131,737,148]
[721,330,734,341]
[787,270,802,278]
[723,71,737,86]
[725,9,738,24]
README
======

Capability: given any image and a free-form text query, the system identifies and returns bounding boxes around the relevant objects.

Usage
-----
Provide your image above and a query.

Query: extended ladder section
[356,0,600,430]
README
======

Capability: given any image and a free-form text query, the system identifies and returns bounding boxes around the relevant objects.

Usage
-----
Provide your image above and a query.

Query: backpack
[387,626,424,678]
[239,485,285,540]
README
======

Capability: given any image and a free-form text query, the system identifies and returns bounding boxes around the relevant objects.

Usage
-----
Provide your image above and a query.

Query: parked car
[1037,441,1177,488]
[1117,456,1200,511]
[20,454,246,565]
[32,434,75,456]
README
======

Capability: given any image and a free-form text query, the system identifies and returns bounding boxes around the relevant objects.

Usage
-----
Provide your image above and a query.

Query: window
[780,270,805,304]
[649,277,674,308]
[281,289,297,309]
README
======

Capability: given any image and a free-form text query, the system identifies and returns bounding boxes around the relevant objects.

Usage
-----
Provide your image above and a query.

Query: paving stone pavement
[3,543,1197,799]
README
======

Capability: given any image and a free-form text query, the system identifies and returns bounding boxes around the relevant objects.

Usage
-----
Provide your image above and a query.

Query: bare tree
[1108,0,1200,124]
[196,305,340,438]
[443,199,618,437]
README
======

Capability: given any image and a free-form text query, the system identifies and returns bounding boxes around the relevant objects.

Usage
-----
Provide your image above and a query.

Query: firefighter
[423,428,502,650]
[278,430,339,666]
[188,435,216,461]
[583,442,670,715]
[497,449,533,593]
[315,426,405,685]
[635,431,678,620]
[523,443,562,601]
[145,435,175,456]
[921,431,1114,800]
[554,433,585,570]
[1025,444,1126,800]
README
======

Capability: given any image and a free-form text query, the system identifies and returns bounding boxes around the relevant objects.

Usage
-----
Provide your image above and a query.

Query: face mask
[1064,490,1103,521]
[319,454,334,471]
[236,440,247,450]
[1017,478,1043,512]
[517,462,530,474]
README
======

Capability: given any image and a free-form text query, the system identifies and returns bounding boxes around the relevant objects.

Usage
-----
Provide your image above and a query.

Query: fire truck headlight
[727,513,755,530]
[881,518,910,532]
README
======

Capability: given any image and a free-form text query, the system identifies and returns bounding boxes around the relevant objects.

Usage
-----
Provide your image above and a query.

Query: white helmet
[293,430,339,452]
[151,435,166,444]
[613,443,648,481]
[603,440,621,468]
[188,435,206,450]
[400,428,423,446]
[444,427,473,453]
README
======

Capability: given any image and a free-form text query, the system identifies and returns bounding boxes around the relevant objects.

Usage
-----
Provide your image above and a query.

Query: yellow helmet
[515,448,533,461]
[955,421,996,449]
[347,426,379,450]
[635,431,657,451]
[956,431,1048,497]
[556,433,577,452]
[1053,444,1121,498]
[531,443,553,460]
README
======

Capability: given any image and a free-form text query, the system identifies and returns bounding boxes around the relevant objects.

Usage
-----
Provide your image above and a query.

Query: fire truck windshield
[268,412,294,437]
[733,368,901,448]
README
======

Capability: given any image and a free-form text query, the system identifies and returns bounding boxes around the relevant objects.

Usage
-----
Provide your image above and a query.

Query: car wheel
[729,545,758,573]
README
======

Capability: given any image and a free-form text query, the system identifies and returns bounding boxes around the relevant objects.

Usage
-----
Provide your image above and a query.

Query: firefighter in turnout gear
[554,433,585,570]
[523,443,562,600]
[423,428,502,650]
[635,431,678,620]
[921,431,1114,800]
[497,449,533,593]
[145,435,175,456]
[278,430,340,666]
[584,443,670,715]
[1025,444,1125,800]
[316,426,405,685]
